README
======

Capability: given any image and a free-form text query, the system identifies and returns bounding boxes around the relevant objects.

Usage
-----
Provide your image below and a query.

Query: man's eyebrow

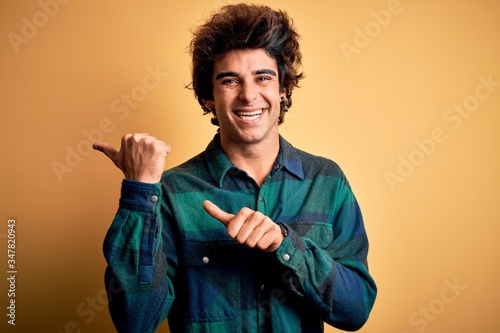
[214,69,277,81]
[255,69,277,76]
[215,71,238,80]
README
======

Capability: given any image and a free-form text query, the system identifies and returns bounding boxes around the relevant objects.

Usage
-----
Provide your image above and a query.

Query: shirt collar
[277,135,304,180]
[204,133,234,188]
[205,133,304,188]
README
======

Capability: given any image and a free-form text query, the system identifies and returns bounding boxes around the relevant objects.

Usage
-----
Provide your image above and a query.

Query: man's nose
[238,82,258,103]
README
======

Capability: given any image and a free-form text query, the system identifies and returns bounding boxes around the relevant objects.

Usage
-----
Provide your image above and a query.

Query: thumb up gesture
[93,133,170,184]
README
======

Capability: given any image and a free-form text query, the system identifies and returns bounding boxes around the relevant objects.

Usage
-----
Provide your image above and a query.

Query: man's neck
[220,134,280,187]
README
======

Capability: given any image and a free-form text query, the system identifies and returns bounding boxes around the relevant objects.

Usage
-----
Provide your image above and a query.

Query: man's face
[205,48,285,147]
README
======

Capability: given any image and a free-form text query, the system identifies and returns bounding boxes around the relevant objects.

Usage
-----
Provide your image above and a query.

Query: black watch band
[278,223,288,237]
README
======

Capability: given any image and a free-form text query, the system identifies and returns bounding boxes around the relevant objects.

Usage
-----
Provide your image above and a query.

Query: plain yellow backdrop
[1,0,499,332]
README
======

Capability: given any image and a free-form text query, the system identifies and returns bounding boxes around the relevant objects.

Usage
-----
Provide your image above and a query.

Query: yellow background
[1,0,499,332]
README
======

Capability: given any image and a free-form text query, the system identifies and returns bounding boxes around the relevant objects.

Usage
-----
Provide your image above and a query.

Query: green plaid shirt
[103,134,377,333]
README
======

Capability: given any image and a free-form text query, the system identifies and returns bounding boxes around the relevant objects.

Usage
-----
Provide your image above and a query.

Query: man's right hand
[93,133,170,184]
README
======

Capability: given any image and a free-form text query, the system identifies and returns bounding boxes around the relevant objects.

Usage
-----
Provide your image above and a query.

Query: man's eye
[257,76,271,82]
[221,78,238,85]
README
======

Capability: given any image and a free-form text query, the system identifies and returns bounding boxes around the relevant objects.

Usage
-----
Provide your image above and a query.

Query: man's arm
[274,185,377,331]
[95,134,175,332]
[103,180,176,333]
[203,182,377,331]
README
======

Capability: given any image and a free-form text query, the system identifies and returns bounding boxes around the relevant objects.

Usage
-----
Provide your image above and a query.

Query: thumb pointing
[202,200,234,226]
[93,142,118,162]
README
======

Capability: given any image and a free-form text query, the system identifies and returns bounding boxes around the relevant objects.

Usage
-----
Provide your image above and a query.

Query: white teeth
[236,109,263,119]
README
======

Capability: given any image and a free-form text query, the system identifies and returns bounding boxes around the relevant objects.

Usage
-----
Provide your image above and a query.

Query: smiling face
[204,48,285,150]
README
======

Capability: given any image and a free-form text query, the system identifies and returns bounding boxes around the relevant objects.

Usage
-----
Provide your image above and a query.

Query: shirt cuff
[275,226,304,269]
[119,179,162,213]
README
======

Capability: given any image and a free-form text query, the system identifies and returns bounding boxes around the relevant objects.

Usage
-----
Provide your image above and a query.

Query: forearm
[274,190,377,331]
[275,230,376,331]
[103,180,175,333]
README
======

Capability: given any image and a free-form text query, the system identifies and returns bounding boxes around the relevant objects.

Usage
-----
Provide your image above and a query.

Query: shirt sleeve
[274,181,377,331]
[103,179,176,333]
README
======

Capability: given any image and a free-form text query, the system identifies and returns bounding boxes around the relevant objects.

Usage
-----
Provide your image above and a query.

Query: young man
[93,4,377,332]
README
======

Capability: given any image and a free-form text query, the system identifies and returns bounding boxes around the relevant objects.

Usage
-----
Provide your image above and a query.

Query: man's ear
[280,88,287,99]
[280,89,287,102]
[203,99,215,111]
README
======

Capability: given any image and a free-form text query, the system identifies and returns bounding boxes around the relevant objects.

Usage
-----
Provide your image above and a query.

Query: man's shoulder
[290,144,344,178]
[163,151,207,178]
[159,150,217,194]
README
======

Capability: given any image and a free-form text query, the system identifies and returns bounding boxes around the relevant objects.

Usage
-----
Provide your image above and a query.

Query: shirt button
[259,196,264,202]
[260,284,265,291]
[150,195,159,203]
[202,256,210,264]
[282,254,290,262]
[274,164,280,170]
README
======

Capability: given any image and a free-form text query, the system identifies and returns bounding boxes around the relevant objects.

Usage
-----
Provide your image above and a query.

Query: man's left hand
[202,200,284,252]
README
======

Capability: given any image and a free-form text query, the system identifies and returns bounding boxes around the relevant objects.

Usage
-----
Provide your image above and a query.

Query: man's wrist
[120,179,162,212]
[278,223,288,238]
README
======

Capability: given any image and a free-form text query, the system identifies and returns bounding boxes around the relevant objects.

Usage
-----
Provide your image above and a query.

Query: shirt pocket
[289,222,333,249]
[178,239,242,323]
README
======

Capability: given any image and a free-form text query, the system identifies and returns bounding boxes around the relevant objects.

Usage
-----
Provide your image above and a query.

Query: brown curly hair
[188,3,304,126]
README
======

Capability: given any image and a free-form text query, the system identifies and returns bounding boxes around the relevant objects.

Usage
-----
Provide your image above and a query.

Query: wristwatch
[278,223,288,238]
